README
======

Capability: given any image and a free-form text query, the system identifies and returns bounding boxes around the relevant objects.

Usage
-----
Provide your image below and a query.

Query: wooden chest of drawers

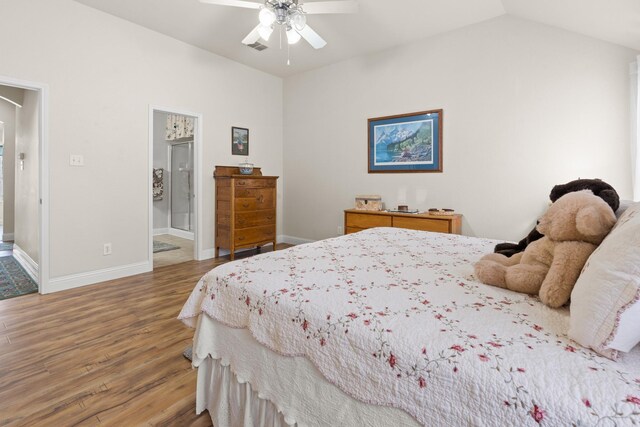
[214,166,278,260]
[344,209,462,235]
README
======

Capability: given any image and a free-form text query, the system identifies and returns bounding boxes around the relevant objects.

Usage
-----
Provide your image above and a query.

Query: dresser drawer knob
[238,181,246,186]
[238,236,245,241]
[242,202,250,208]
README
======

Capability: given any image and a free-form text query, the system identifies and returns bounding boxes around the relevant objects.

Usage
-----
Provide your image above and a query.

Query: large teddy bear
[474,190,617,308]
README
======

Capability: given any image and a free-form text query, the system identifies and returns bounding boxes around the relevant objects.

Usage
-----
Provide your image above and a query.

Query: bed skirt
[191,315,419,427]
[197,356,295,427]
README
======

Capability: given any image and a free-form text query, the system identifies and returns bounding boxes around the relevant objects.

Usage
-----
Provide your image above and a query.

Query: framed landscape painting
[232,126,249,156]
[368,109,442,173]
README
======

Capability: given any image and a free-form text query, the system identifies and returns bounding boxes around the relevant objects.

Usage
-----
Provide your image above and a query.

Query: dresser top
[218,175,280,179]
[344,209,462,220]
[214,165,278,179]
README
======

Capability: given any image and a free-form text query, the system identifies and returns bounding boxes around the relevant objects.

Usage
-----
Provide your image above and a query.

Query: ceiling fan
[199,0,358,50]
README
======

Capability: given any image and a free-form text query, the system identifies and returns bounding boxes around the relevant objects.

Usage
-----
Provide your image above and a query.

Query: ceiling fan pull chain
[287,42,291,66]
[279,25,283,50]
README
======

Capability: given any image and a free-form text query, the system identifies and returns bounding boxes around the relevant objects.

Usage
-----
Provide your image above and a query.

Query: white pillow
[616,199,635,218]
[569,201,640,359]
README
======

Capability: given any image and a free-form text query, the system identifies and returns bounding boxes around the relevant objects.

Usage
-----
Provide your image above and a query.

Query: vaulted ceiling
[73,0,640,77]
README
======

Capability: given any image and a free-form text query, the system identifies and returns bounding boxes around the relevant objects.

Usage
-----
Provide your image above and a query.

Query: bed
[179,227,640,426]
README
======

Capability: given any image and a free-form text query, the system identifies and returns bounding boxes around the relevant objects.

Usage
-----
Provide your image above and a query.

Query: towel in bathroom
[153,168,164,201]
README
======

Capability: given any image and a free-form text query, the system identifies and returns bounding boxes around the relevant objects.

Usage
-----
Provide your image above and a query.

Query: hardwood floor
[0,244,291,426]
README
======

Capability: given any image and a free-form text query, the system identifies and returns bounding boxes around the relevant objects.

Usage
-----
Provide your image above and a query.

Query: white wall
[283,16,639,242]
[152,111,169,231]
[0,99,16,240]
[0,0,283,283]
[14,90,39,262]
[0,86,24,107]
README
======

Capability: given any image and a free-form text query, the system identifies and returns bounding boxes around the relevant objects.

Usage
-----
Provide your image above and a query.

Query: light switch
[70,154,84,166]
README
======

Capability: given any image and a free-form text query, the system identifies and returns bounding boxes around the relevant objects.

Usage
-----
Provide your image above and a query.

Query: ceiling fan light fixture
[257,24,273,41]
[258,6,276,26]
[290,10,307,31]
[286,26,301,44]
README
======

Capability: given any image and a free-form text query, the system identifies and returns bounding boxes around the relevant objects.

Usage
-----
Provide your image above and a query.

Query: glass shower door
[170,142,193,232]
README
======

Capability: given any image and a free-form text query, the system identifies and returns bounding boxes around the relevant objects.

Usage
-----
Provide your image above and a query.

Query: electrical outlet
[70,154,84,166]
[337,225,344,234]
[103,243,112,255]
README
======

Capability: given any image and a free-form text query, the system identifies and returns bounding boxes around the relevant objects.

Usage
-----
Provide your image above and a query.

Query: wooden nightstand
[344,209,462,235]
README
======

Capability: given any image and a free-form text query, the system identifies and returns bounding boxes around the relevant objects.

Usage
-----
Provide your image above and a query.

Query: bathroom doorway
[149,107,202,269]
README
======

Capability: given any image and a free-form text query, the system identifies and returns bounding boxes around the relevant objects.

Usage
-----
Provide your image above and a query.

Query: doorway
[0,76,49,295]
[149,107,202,269]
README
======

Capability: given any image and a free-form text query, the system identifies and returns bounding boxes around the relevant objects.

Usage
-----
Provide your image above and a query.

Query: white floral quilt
[179,228,640,426]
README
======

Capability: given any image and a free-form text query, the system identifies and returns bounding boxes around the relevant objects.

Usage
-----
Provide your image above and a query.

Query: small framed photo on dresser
[232,126,249,156]
[368,109,443,173]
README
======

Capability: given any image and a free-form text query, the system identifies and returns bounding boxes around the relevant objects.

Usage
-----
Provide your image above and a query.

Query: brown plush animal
[493,178,619,257]
[474,190,617,308]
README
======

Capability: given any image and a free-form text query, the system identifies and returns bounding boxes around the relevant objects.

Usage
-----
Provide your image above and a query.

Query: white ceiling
[73,0,640,77]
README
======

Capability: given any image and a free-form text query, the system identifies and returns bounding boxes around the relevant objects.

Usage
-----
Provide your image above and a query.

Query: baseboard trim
[3,233,14,241]
[13,244,39,283]
[169,228,194,241]
[280,235,316,245]
[153,228,169,236]
[199,248,215,260]
[46,261,152,294]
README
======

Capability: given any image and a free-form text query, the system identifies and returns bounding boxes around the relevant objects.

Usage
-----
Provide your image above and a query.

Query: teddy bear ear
[575,205,615,238]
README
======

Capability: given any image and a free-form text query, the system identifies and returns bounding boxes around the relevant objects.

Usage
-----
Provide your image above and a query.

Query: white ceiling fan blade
[302,1,358,14]
[199,0,262,9]
[241,24,262,45]
[298,25,327,49]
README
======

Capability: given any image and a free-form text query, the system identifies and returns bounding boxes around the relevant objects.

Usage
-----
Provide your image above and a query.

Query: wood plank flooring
[0,244,291,427]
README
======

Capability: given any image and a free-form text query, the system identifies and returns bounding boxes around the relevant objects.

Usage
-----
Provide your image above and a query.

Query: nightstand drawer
[345,213,392,229]
[393,217,450,233]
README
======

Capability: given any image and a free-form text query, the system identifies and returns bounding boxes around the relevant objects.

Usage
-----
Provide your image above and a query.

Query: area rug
[0,242,13,252]
[153,240,180,253]
[0,256,37,300]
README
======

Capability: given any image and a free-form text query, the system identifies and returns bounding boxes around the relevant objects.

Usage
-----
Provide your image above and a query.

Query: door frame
[0,75,49,293]
[148,106,203,265]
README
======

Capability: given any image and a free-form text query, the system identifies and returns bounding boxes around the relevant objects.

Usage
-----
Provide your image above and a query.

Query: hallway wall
[14,90,39,262]
[0,99,16,241]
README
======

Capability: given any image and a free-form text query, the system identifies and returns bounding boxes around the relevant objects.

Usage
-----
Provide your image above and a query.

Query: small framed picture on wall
[232,126,249,156]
